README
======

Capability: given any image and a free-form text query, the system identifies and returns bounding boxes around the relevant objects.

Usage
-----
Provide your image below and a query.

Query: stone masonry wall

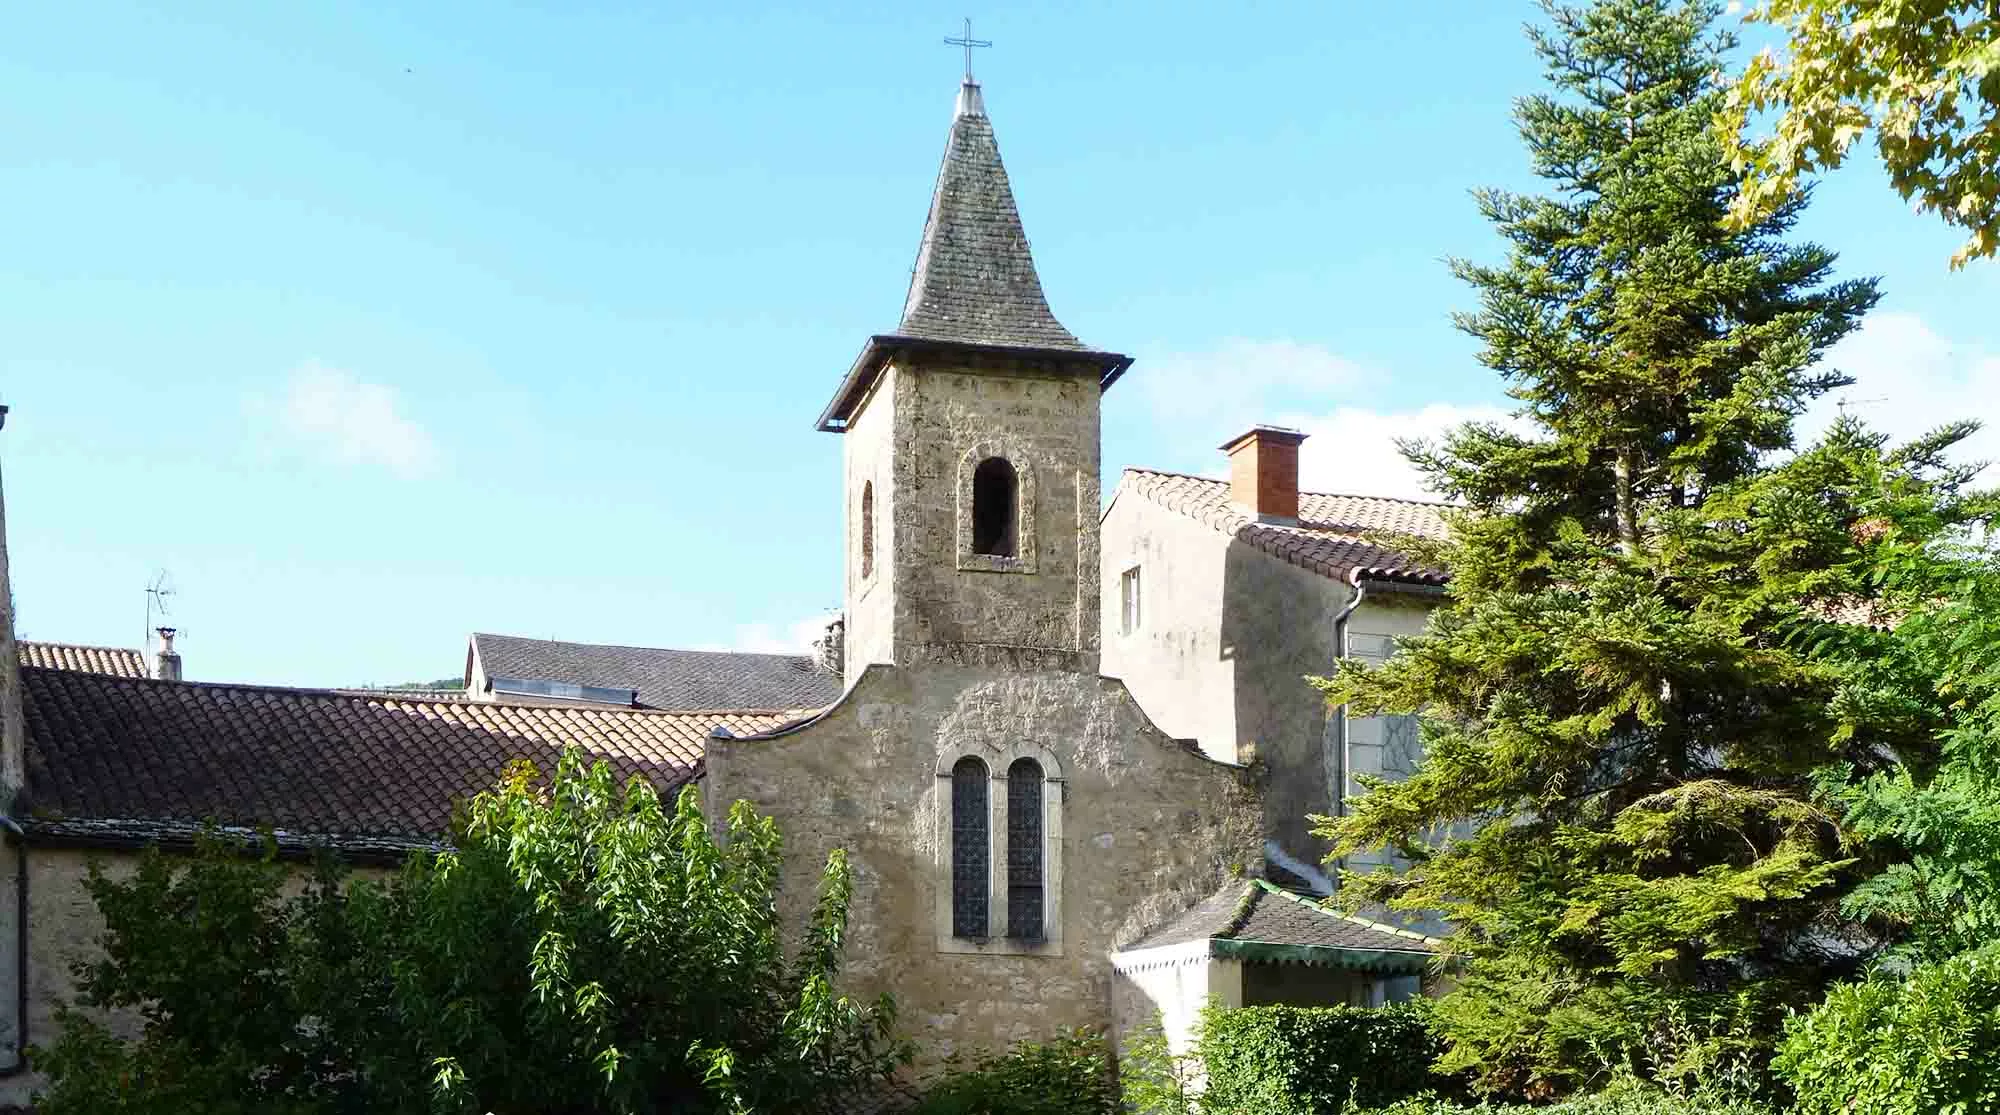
[888,360,1100,664]
[844,368,899,686]
[0,446,20,794]
[0,849,394,1106]
[705,663,1261,1068]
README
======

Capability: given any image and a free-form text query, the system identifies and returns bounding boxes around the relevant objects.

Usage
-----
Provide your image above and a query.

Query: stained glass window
[1006,758,1044,941]
[951,757,989,938]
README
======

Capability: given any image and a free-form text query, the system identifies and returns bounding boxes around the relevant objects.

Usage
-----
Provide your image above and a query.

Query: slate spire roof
[817,78,1130,431]
[895,79,1085,352]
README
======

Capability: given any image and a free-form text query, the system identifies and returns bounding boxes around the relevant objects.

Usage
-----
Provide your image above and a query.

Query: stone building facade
[706,73,1263,1062]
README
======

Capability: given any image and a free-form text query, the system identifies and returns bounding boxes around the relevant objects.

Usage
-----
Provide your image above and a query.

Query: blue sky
[3,2,1995,687]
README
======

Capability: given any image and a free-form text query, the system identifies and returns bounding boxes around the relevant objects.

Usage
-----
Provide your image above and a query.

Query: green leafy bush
[33,751,908,1115]
[913,1031,1117,1115]
[1197,1002,1459,1114]
[1777,942,2000,1115]
[1361,1077,1777,1115]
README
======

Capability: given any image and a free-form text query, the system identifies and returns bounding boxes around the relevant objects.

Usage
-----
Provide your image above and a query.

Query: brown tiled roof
[19,666,790,850]
[1812,594,1900,630]
[1121,469,1451,584]
[334,687,469,702]
[471,633,841,712]
[18,640,146,678]
[1133,879,1442,956]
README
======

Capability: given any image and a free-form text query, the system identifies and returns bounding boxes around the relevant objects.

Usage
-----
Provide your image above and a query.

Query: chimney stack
[1221,426,1308,522]
[152,627,182,682]
[812,616,845,677]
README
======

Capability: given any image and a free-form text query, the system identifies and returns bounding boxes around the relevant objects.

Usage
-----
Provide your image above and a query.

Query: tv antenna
[144,571,175,655]
[1836,395,1888,415]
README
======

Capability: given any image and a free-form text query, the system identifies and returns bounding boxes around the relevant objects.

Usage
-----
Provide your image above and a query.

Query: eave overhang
[816,334,1133,433]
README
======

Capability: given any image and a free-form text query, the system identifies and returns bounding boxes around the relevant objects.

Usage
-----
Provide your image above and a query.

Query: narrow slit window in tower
[971,457,1018,557]
[951,756,990,938]
[860,481,875,580]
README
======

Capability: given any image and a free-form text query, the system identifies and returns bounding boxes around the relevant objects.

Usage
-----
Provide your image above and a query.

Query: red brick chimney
[1221,425,1308,522]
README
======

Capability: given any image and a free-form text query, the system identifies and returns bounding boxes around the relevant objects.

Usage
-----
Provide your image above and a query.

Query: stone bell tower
[817,76,1130,686]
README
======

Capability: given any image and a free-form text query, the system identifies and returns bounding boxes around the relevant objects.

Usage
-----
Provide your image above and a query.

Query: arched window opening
[1006,758,1045,941]
[971,457,1018,557]
[951,756,990,938]
[860,481,875,580]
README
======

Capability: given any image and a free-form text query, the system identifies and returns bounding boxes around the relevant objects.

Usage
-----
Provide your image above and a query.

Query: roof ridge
[19,638,144,654]
[473,632,816,662]
[1220,879,1263,939]
[19,666,801,720]
[1120,467,1455,509]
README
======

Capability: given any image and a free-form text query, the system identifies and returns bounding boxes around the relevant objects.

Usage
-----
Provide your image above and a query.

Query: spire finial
[944,17,991,84]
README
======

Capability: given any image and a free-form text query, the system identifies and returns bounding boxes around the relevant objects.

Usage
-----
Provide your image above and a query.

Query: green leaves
[1194,1002,1461,1114]
[1724,1,2000,269]
[912,1031,1117,1115]
[33,750,910,1115]
[1778,943,2000,1115]
[1302,0,1994,1098]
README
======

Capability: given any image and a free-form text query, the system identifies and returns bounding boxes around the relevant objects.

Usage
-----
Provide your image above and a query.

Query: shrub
[1362,1076,1777,1114]
[1197,1002,1460,1114]
[913,1031,1117,1115]
[33,751,908,1115]
[1776,942,2000,1115]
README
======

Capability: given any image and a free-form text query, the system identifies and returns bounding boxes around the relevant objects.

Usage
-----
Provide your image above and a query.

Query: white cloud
[1138,339,1367,429]
[722,612,840,656]
[1804,311,2000,473]
[1277,403,1519,503]
[1134,339,1514,502]
[273,362,438,477]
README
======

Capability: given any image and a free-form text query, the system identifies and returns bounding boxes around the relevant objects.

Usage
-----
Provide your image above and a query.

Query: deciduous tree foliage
[1723,0,2000,268]
[34,751,907,1115]
[1310,0,1986,1096]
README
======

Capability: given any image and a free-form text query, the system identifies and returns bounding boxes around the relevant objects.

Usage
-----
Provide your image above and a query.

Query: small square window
[1120,566,1142,635]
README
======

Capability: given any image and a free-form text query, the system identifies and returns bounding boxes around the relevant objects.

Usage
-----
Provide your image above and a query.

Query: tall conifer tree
[1312,0,1978,1095]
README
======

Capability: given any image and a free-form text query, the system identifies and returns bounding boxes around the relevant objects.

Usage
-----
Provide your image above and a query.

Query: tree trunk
[1614,447,1640,556]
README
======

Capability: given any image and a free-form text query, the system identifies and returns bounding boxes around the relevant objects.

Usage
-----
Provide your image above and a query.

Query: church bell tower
[817,74,1130,685]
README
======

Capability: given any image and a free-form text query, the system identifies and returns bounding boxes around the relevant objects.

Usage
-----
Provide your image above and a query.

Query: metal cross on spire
[944,17,991,83]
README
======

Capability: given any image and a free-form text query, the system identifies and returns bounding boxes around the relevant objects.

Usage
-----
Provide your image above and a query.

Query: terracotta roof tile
[20,666,791,845]
[18,640,146,678]
[1121,469,1451,585]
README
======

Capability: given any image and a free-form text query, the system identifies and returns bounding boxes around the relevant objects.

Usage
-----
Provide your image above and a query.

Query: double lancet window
[939,744,1062,953]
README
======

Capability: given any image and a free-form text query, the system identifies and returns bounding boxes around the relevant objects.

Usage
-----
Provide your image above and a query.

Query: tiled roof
[1813,594,1900,630]
[1133,879,1442,956]
[18,640,146,678]
[895,81,1090,353]
[334,687,470,702]
[1121,469,1451,584]
[19,665,790,847]
[470,633,840,712]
